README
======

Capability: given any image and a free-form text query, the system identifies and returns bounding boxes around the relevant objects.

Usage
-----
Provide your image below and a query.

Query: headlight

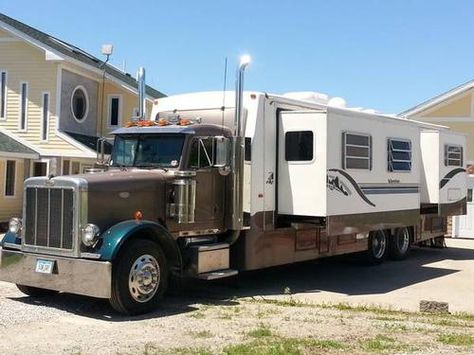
[9,218,22,235]
[81,223,100,247]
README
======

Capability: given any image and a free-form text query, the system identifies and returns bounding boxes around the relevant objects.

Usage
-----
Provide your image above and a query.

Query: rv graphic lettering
[327,175,350,196]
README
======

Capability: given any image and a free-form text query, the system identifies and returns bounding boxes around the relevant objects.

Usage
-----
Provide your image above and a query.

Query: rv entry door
[277,111,326,218]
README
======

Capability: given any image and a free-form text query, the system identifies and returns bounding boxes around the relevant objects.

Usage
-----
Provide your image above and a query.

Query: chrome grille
[24,187,74,250]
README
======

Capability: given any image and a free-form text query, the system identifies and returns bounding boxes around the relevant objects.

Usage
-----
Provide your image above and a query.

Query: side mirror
[213,136,231,168]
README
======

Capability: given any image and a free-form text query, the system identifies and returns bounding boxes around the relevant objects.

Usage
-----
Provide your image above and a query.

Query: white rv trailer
[152,91,466,269]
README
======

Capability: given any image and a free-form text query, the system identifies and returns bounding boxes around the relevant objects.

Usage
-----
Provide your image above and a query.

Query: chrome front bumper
[0,248,112,298]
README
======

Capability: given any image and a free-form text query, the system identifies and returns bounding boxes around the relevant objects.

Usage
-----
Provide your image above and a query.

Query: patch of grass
[360,335,413,353]
[168,348,214,355]
[247,324,272,338]
[438,333,474,346]
[142,343,214,355]
[188,310,206,319]
[249,296,307,308]
[188,330,213,339]
[382,322,408,332]
[224,336,347,355]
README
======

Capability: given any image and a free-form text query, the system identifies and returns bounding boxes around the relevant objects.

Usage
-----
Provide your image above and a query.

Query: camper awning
[0,132,40,159]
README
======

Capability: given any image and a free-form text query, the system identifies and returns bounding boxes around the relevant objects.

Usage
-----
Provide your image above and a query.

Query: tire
[109,239,168,315]
[16,284,59,298]
[389,227,411,260]
[366,230,388,265]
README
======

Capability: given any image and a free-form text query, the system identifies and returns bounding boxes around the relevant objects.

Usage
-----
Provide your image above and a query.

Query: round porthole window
[71,86,88,121]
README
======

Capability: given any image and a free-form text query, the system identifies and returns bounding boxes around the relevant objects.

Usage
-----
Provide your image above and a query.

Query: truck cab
[0,119,237,314]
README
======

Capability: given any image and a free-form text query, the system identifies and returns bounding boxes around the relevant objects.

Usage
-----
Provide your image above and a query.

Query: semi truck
[0,60,467,314]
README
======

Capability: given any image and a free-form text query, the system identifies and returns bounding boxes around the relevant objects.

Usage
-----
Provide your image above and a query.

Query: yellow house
[400,80,474,165]
[0,13,164,223]
[401,80,474,238]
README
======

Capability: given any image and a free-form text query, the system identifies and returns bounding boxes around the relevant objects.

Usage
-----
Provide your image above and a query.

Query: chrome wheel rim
[372,232,386,259]
[397,229,410,253]
[128,254,160,303]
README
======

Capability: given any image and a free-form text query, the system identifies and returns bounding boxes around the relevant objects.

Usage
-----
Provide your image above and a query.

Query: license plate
[35,259,54,274]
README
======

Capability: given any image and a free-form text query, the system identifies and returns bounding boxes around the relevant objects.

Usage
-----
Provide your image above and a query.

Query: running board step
[197,269,238,280]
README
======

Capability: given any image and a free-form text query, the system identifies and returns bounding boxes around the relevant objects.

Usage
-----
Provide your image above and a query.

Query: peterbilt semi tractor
[0,61,467,314]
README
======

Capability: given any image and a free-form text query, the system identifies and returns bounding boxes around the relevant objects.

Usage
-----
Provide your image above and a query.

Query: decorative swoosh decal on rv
[327,169,376,207]
[440,168,466,189]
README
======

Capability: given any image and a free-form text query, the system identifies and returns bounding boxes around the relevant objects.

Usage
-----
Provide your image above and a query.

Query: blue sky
[2,1,474,113]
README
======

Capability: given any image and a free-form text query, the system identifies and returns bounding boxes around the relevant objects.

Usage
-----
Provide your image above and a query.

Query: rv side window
[387,138,412,172]
[245,137,251,161]
[342,132,372,170]
[444,144,463,167]
[285,131,314,161]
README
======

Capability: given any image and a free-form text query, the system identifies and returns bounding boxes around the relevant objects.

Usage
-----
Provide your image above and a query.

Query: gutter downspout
[229,55,251,241]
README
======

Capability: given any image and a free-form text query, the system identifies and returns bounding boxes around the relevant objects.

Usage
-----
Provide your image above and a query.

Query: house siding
[421,92,472,117]
[0,41,79,153]
[60,69,99,136]
[99,81,153,135]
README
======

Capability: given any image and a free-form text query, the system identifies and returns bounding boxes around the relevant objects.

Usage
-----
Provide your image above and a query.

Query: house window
[33,162,47,177]
[108,96,121,126]
[343,132,372,170]
[444,144,463,167]
[71,162,81,175]
[62,160,70,175]
[41,92,50,141]
[387,138,412,172]
[71,86,88,121]
[285,131,314,161]
[5,160,16,196]
[0,71,6,119]
[19,82,28,130]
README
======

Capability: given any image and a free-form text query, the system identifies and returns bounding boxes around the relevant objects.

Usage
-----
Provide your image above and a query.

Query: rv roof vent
[283,91,329,104]
[327,97,347,108]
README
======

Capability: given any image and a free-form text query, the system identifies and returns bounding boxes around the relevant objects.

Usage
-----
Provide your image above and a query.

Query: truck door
[187,136,225,230]
[277,111,326,217]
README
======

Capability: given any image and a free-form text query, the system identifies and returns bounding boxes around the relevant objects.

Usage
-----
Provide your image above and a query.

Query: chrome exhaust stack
[230,55,251,232]
[137,67,146,120]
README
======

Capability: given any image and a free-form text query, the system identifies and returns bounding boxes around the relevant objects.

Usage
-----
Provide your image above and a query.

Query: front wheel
[16,284,59,298]
[366,230,388,265]
[109,239,168,315]
[389,227,411,260]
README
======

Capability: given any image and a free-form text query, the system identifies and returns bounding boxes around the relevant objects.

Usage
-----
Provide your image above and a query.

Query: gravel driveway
[1,238,474,354]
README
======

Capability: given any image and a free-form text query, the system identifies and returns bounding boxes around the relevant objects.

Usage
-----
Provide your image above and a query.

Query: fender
[97,220,182,273]
[0,231,21,247]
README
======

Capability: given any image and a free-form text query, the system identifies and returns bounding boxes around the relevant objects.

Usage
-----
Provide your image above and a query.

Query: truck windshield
[111,134,185,168]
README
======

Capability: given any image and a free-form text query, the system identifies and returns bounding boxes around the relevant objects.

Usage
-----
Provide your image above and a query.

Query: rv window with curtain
[444,144,463,167]
[343,132,372,170]
[285,131,314,161]
[5,160,16,196]
[19,82,28,130]
[387,138,412,172]
[0,71,6,119]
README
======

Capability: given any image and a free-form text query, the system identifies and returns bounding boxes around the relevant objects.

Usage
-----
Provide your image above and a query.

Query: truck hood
[74,168,174,231]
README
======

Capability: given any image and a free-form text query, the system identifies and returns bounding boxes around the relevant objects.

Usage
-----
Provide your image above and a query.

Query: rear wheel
[366,230,388,265]
[109,239,168,315]
[16,285,58,298]
[389,227,411,260]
